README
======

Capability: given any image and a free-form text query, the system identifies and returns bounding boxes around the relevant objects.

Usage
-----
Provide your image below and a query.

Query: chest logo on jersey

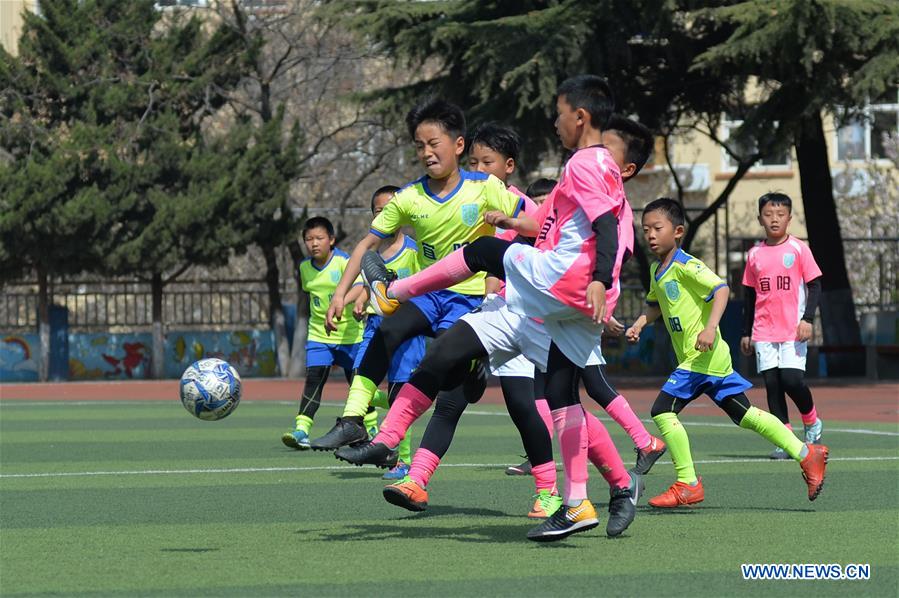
[460,203,480,227]
[330,270,341,283]
[664,281,680,301]
[783,253,795,268]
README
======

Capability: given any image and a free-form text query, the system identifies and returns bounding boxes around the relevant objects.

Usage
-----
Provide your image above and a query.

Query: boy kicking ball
[625,198,828,507]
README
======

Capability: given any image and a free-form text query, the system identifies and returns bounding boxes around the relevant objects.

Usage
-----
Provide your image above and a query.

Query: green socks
[370,389,390,410]
[653,412,698,484]
[343,375,378,418]
[739,406,805,461]
[398,430,412,464]
[295,414,313,435]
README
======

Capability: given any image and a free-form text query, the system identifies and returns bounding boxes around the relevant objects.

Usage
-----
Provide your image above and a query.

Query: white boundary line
[1,400,897,436]
[2,456,898,479]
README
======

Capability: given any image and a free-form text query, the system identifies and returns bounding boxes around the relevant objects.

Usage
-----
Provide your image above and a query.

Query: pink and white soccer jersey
[503,146,627,367]
[742,236,822,342]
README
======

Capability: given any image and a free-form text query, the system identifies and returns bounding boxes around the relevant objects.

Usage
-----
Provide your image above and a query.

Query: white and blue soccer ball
[179,358,242,421]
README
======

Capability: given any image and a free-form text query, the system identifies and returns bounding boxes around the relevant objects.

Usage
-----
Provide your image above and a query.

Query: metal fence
[0,279,288,331]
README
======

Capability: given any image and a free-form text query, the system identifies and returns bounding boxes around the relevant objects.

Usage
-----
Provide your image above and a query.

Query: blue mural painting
[165,330,277,378]
[68,333,153,380]
[0,334,41,382]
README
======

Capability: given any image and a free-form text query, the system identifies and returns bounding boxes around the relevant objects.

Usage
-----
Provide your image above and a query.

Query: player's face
[758,203,791,239]
[414,122,464,180]
[555,95,582,150]
[468,142,514,183]
[531,193,549,206]
[601,130,637,181]
[642,210,683,257]
[304,227,333,260]
[371,192,394,216]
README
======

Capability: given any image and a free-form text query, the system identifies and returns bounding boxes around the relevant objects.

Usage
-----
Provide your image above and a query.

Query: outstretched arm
[325,233,381,332]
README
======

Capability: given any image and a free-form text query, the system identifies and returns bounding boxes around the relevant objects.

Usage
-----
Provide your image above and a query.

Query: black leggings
[298,365,352,419]
[650,390,753,426]
[410,320,554,466]
[762,368,815,425]
[581,364,619,408]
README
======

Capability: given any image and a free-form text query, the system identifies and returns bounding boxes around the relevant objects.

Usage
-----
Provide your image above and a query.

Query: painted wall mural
[165,330,277,378]
[68,333,153,380]
[0,334,40,382]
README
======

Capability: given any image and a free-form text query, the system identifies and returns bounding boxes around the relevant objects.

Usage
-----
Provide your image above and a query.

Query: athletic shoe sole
[383,486,427,511]
[527,518,599,542]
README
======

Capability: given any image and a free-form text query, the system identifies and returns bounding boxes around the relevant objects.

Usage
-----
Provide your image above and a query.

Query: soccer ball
[179,358,242,421]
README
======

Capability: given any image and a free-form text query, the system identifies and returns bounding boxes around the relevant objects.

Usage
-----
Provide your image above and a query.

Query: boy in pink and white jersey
[339,75,640,542]
[740,192,824,458]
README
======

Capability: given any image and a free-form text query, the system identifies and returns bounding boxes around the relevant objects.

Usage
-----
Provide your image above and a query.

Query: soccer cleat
[281,429,311,450]
[769,447,791,460]
[607,472,643,537]
[309,418,368,451]
[383,480,429,511]
[648,477,705,508]
[334,441,399,469]
[632,435,667,475]
[804,418,823,444]
[505,458,532,476]
[528,489,563,519]
[526,499,599,542]
[361,251,400,316]
[382,461,410,481]
[800,443,829,501]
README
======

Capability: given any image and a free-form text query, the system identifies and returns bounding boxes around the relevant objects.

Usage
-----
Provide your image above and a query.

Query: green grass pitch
[1,399,897,596]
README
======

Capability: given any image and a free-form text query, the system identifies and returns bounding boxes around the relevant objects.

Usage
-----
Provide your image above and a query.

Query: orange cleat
[383,480,429,511]
[648,477,705,508]
[800,443,829,501]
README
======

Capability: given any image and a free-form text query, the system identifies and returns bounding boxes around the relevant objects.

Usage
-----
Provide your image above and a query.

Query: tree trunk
[795,111,863,375]
[284,239,307,377]
[262,242,289,377]
[151,272,165,379]
[37,266,49,382]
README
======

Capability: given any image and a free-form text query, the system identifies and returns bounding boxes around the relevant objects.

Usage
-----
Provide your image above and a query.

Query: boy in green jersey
[282,217,367,449]
[309,98,524,451]
[625,198,829,506]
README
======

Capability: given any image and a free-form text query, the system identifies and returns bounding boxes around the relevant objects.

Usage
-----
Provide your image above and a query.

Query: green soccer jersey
[369,170,525,296]
[300,248,364,345]
[647,248,732,376]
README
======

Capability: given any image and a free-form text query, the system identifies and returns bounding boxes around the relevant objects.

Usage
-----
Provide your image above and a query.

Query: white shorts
[461,295,602,373]
[490,355,536,379]
[755,340,808,372]
[502,243,605,368]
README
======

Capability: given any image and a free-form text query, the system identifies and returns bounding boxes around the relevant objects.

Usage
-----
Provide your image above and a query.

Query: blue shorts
[409,289,483,334]
[305,341,359,371]
[354,315,426,383]
[661,368,753,404]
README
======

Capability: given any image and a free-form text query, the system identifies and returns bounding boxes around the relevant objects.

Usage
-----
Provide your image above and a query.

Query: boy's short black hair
[468,122,521,162]
[605,114,654,177]
[303,216,335,238]
[526,178,556,198]
[370,185,401,213]
[758,192,792,214]
[406,97,466,141]
[643,198,685,228]
[557,75,614,131]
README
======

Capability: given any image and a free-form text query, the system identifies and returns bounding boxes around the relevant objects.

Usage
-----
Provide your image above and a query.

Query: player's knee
[650,398,673,419]
[719,393,752,426]
[303,366,329,391]
[779,368,807,394]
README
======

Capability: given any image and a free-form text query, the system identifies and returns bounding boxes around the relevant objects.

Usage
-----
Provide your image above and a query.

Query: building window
[721,115,790,171]
[836,88,899,161]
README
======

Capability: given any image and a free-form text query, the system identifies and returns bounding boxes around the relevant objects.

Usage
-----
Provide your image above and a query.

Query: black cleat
[334,441,399,469]
[631,436,667,475]
[505,458,532,476]
[607,472,642,537]
[309,418,368,451]
[526,500,599,542]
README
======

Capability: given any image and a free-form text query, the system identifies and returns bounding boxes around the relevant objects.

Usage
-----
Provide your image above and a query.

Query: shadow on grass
[296,521,528,544]
[328,469,387,480]
[637,505,815,515]
[160,548,220,553]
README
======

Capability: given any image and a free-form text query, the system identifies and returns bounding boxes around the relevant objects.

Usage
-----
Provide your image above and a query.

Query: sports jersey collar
[381,234,412,264]
[421,170,469,204]
[654,248,691,281]
[310,250,336,271]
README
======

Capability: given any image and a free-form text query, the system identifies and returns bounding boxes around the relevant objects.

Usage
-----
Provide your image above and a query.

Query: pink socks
[530,461,557,493]
[389,248,472,302]
[535,398,553,437]
[372,383,433,448]
[585,411,630,490]
[800,406,818,426]
[408,448,441,487]
[553,405,588,505]
[605,395,652,449]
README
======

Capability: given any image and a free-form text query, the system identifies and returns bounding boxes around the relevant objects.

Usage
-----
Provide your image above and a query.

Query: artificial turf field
[1,395,897,597]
